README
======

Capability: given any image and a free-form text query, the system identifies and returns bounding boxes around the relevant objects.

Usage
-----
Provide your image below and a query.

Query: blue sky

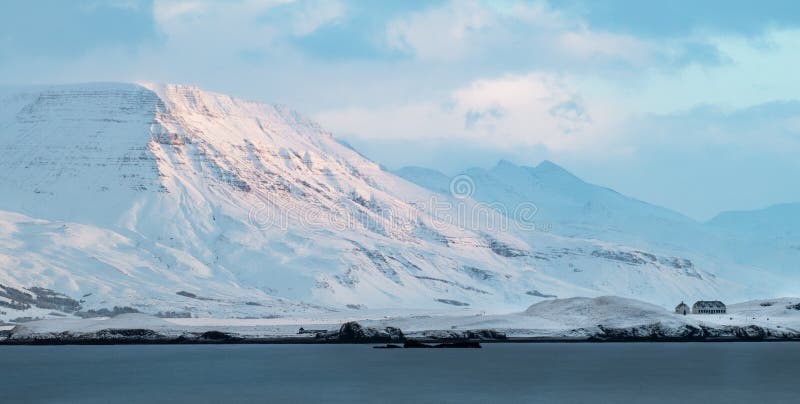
[2,0,800,219]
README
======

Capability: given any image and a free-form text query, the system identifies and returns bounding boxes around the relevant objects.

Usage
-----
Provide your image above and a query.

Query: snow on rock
[323,321,405,343]
[522,296,680,328]
[397,160,797,297]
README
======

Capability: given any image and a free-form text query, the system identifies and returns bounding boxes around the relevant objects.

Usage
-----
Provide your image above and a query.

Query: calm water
[1,342,798,403]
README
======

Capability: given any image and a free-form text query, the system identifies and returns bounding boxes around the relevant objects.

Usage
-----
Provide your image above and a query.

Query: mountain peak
[491,159,576,178]
[495,159,519,169]
[534,159,570,173]
[709,201,800,233]
[529,160,583,185]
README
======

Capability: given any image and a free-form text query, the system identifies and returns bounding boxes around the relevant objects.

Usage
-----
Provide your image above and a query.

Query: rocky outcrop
[591,249,647,265]
[4,328,167,344]
[486,239,528,258]
[94,328,163,340]
[526,290,557,298]
[75,306,139,319]
[415,329,507,341]
[196,330,241,342]
[323,322,405,343]
[434,299,470,307]
[0,284,82,314]
[589,323,800,341]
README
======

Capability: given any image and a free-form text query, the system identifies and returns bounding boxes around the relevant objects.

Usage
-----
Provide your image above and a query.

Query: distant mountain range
[398,160,706,250]
[397,161,800,285]
[0,83,796,322]
[707,202,800,277]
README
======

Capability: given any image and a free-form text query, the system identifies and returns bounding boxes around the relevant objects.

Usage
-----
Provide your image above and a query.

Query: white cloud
[386,0,493,61]
[153,0,285,51]
[290,0,345,36]
[153,1,208,22]
[153,0,342,37]
[315,72,626,153]
[148,0,344,68]
[384,0,652,66]
[153,0,297,21]
[557,30,651,66]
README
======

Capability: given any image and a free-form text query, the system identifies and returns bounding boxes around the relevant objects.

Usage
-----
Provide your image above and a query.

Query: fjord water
[1,343,797,403]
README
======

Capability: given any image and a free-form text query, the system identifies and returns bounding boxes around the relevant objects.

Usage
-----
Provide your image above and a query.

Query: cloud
[152,0,207,21]
[556,29,650,65]
[289,0,345,36]
[153,0,342,44]
[450,74,597,148]
[316,72,625,152]
[137,0,351,84]
[386,1,493,61]
[381,0,718,71]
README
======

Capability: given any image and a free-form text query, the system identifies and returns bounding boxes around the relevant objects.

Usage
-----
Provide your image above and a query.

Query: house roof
[692,300,726,309]
[675,302,689,310]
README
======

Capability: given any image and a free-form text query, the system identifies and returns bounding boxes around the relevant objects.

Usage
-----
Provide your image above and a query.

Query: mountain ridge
[396,159,707,251]
[396,160,799,282]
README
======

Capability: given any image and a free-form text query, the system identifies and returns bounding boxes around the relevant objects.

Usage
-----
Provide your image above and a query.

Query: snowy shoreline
[3,332,800,346]
[3,296,800,345]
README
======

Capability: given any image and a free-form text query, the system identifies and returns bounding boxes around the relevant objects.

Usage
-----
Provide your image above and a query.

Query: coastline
[4,329,800,346]
[5,296,800,346]
[4,337,800,346]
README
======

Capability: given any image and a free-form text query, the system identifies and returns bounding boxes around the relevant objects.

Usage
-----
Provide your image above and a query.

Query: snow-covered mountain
[397,160,717,252]
[707,203,800,277]
[0,83,786,322]
[709,202,800,239]
[396,161,798,296]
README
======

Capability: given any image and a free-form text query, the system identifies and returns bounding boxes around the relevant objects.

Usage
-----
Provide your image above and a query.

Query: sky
[2,0,800,220]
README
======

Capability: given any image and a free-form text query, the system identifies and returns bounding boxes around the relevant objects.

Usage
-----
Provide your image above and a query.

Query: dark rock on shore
[403,339,432,348]
[593,323,702,340]
[465,329,507,340]
[297,327,328,335]
[2,328,250,344]
[434,341,481,348]
[95,329,161,339]
[324,321,405,343]
[198,330,241,342]
[417,329,507,341]
[589,322,799,341]
[3,328,167,344]
[403,339,481,348]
